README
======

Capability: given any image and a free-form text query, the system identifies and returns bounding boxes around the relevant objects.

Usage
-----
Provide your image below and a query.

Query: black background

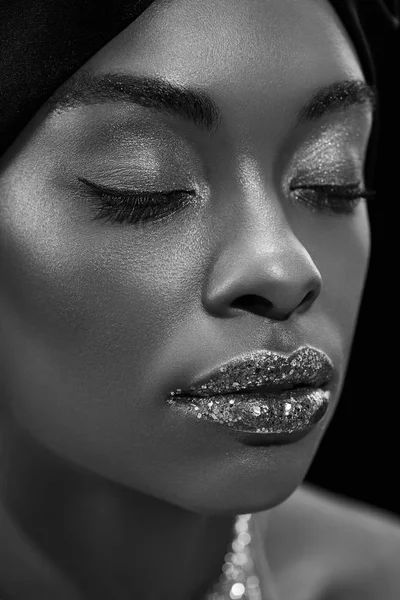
[306,18,399,518]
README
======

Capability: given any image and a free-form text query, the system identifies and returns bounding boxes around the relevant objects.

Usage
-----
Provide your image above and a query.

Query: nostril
[302,289,316,305]
[231,295,274,318]
[296,289,318,314]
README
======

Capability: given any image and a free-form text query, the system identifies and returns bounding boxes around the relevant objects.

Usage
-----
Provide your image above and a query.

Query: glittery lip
[166,387,330,436]
[171,346,334,398]
[166,346,334,438]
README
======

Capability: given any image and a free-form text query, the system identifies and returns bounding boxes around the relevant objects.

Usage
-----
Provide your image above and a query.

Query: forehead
[75,0,366,141]
[84,0,364,94]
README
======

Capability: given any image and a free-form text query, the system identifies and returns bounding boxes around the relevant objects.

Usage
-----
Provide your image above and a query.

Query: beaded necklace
[205,514,264,600]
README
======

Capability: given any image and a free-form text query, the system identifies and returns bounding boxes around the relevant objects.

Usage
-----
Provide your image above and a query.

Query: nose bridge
[203,157,322,320]
[215,152,303,255]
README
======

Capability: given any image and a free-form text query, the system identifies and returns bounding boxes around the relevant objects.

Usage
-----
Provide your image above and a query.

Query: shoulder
[258,483,400,600]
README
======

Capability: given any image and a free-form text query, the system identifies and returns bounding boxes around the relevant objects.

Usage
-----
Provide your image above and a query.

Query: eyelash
[290,184,376,215]
[79,177,196,226]
[79,178,376,226]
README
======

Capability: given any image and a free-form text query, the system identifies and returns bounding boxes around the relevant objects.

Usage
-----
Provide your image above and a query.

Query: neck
[0,417,236,600]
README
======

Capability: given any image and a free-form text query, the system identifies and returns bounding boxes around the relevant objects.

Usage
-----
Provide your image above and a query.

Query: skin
[0,0,373,598]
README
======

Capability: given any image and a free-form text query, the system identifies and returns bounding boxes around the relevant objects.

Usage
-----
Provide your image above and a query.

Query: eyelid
[286,130,369,184]
[77,176,180,197]
[290,182,364,191]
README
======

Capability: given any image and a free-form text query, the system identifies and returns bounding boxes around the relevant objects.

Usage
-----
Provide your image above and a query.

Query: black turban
[0,0,398,176]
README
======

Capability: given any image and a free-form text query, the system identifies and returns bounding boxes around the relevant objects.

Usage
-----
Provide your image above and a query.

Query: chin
[138,420,328,516]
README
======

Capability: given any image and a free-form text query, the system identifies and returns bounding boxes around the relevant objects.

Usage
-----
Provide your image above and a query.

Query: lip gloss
[166,346,334,442]
[166,386,330,436]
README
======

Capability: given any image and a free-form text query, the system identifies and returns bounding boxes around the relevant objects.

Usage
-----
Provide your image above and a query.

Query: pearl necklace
[205,514,263,600]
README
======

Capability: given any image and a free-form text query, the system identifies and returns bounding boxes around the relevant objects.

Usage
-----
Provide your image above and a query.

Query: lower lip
[166,387,330,444]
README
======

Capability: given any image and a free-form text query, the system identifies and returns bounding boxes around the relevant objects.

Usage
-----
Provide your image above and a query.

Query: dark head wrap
[0,0,398,174]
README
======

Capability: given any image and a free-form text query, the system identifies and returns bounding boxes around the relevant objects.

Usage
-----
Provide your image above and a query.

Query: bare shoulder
[260,483,400,600]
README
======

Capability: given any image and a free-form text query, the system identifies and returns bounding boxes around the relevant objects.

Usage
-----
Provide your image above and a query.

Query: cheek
[0,177,202,474]
[0,170,199,352]
[315,205,370,353]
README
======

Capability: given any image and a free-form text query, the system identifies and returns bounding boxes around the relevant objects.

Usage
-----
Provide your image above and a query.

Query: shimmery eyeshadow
[287,120,367,188]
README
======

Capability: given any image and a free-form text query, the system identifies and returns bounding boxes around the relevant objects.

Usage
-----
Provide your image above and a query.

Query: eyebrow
[44,71,377,134]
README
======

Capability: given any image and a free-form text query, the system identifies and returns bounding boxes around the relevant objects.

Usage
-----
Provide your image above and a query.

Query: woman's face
[0,0,372,514]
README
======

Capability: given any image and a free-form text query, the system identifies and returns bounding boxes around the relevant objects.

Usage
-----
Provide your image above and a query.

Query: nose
[203,202,322,322]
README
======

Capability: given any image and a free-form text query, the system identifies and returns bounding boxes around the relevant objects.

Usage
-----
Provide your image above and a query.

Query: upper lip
[172,345,334,398]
